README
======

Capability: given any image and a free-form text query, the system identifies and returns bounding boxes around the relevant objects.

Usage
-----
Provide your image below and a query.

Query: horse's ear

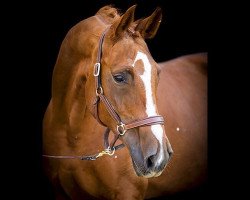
[135,7,162,39]
[110,5,136,38]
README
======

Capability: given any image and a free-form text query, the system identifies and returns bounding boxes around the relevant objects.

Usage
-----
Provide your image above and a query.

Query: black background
[2,0,208,199]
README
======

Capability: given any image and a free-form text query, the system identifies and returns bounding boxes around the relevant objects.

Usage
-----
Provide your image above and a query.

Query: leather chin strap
[93,27,165,151]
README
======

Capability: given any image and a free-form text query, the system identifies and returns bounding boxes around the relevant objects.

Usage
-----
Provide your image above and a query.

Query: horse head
[88,5,173,178]
[51,5,173,178]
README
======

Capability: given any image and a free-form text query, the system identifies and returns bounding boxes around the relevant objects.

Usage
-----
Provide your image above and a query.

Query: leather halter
[93,28,164,150]
[43,28,165,161]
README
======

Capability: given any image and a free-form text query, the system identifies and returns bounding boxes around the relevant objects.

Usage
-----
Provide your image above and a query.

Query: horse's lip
[123,130,165,178]
[131,156,163,178]
[130,147,170,178]
[131,159,163,178]
[131,159,144,176]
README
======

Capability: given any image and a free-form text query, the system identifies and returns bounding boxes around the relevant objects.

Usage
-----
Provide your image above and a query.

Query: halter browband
[43,28,165,161]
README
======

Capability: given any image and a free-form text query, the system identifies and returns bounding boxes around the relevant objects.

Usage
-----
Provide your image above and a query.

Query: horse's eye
[113,73,127,83]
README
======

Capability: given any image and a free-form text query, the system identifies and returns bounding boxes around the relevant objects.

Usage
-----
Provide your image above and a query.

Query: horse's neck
[51,65,88,124]
[67,105,102,150]
[47,15,112,146]
[50,16,107,123]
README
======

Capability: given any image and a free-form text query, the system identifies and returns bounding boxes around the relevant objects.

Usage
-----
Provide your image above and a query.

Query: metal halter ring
[117,123,126,136]
[96,87,103,96]
[94,63,101,76]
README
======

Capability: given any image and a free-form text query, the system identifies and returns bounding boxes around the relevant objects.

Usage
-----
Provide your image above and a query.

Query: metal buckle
[96,86,103,96]
[94,63,100,76]
[117,123,126,136]
[96,147,115,158]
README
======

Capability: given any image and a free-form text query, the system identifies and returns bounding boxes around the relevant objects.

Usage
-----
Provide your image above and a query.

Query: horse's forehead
[113,40,138,55]
[106,40,151,67]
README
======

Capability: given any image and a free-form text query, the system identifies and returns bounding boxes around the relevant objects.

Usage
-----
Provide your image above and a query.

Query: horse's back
[146,53,207,198]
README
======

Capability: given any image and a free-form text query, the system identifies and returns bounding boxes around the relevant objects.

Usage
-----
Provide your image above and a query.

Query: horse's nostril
[168,150,173,160]
[146,155,155,168]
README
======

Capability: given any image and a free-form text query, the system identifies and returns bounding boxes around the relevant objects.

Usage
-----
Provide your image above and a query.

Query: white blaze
[132,51,164,164]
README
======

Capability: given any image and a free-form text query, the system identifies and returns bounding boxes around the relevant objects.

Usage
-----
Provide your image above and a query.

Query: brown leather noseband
[43,28,165,161]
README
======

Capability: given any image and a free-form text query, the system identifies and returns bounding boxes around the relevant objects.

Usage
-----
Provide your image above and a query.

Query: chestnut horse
[43,5,207,200]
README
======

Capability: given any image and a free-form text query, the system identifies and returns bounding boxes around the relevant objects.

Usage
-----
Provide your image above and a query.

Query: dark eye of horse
[113,73,127,84]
